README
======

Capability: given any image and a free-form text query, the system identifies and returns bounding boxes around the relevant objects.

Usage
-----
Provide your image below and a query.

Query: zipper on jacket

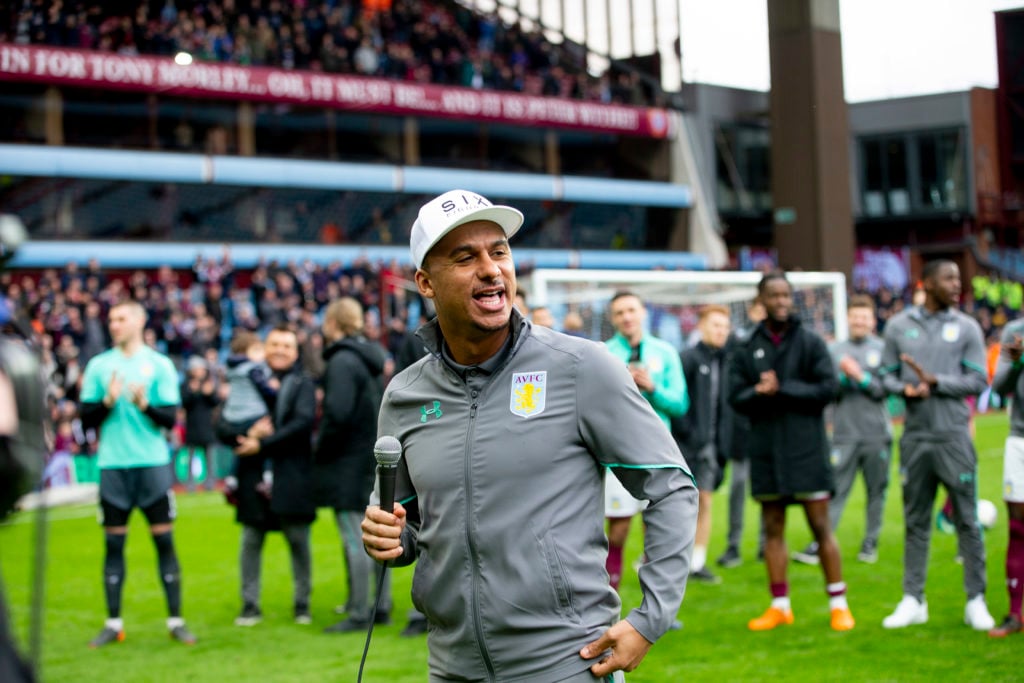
[463,399,496,680]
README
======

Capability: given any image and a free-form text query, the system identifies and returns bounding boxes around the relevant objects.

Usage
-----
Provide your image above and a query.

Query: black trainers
[857,540,878,564]
[690,566,723,584]
[295,604,312,625]
[373,611,392,626]
[400,617,429,638]
[169,624,197,645]
[791,542,820,565]
[324,617,369,633]
[716,546,741,568]
[234,604,262,627]
[88,626,125,648]
[989,614,1023,638]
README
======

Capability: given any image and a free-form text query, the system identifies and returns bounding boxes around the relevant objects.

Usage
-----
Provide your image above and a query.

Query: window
[715,123,772,215]
[918,130,965,210]
[858,128,965,218]
[886,139,909,215]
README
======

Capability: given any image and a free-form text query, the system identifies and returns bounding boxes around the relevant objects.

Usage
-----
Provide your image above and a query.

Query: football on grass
[977,499,998,529]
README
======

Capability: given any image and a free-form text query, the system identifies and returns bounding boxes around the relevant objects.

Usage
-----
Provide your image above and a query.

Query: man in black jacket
[673,305,733,584]
[314,297,390,633]
[180,357,221,492]
[729,272,853,632]
[233,324,316,627]
[715,299,763,569]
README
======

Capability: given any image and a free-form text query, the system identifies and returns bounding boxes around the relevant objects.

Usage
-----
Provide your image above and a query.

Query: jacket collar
[696,340,726,359]
[754,315,802,343]
[909,304,955,322]
[416,307,530,366]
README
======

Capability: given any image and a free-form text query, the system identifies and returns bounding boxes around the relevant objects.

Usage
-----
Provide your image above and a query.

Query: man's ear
[414,268,435,299]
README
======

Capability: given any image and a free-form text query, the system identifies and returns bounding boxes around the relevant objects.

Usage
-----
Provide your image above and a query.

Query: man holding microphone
[361,190,697,682]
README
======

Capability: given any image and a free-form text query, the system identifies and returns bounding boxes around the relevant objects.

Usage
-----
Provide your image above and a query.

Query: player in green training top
[79,300,197,648]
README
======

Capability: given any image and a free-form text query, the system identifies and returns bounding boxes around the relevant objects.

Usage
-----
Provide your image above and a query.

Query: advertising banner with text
[0,44,672,138]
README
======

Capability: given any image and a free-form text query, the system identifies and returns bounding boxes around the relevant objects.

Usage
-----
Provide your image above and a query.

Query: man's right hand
[754,370,779,395]
[838,355,863,383]
[904,382,930,399]
[1004,334,1023,363]
[362,503,407,562]
[104,371,123,407]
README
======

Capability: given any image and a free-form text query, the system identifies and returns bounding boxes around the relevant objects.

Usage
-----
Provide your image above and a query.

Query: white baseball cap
[410,190,524,269]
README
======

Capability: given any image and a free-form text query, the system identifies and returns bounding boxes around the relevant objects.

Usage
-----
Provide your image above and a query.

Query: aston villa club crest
[942,322,960,343]
[510,371,546,418]
[866,350,881,368]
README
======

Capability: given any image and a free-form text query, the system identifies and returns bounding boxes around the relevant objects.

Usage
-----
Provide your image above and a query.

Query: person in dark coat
[314,297,390,633]
[729,271,853,632]
[232,324,316,627]
[673,304,734,585]
[180,357,221,491]
[715,299,764,569]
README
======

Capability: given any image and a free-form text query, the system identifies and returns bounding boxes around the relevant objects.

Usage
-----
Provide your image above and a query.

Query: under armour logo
[421,401,443,422]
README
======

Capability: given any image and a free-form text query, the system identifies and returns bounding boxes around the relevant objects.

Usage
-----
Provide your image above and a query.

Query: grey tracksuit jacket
[993,318,1024,438]
[830,335,891,444]
[879,306,988,435]
[377,311,697,683]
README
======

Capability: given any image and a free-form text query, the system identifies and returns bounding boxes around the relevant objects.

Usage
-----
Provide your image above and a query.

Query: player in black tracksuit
[729,272,853,632]
[673,305,734,584]
[716,300,764,568]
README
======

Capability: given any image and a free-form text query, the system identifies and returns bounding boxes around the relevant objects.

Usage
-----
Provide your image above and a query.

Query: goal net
[527,269,848,350]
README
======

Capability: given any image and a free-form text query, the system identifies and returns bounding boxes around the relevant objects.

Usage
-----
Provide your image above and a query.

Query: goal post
[527,269,848,349]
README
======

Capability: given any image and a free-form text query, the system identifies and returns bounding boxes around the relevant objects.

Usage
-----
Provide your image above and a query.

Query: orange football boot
[830,606,855,631]
[748,606,794,631]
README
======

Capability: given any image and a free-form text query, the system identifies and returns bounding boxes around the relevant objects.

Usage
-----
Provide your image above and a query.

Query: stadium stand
[1,0,655,105]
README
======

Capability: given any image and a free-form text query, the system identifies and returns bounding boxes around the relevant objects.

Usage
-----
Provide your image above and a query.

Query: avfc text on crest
[510,371,546,418]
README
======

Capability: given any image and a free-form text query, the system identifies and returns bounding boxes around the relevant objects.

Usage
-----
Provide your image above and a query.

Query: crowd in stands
[3,0,652,105]
[0,252,429,482]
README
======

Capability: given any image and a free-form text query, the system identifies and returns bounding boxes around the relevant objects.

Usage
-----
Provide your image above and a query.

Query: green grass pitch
[1,413,1020,682]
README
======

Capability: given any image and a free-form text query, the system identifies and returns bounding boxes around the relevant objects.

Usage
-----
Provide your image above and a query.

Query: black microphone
[359,436,405,683]
[374,436,402,514]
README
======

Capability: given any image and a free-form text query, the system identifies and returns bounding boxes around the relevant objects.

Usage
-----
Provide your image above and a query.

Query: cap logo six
[441,193,492,216]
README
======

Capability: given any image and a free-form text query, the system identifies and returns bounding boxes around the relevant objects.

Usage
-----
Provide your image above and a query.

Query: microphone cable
[356,560,391,683]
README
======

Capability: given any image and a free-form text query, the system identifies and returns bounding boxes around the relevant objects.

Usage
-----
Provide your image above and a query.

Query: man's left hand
[628,365,654,393]
[235,436,261,456]
[248,416,274,439]
[128,383,149,411]
[579,619,653,677]
[900,353,937,386]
